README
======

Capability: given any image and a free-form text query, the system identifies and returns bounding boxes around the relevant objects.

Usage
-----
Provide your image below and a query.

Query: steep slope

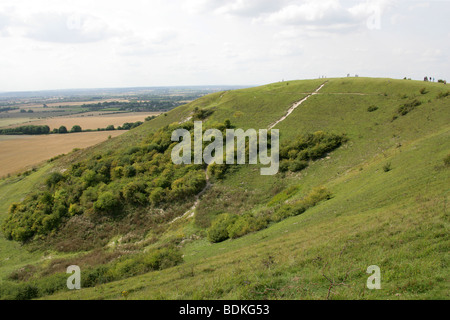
[0,78,449,300]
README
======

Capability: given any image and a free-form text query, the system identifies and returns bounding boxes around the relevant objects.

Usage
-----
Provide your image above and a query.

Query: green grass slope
[0,77,449,300]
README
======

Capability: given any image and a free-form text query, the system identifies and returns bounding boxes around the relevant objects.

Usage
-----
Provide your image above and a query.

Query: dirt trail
[268,82,327,130]
[169,169,211,224]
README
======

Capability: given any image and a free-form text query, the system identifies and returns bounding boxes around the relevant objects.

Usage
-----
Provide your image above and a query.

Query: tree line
[0,121,145,135]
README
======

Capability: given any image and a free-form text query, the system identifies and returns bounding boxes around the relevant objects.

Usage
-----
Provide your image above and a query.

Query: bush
[82,247,183,287]
[268,185,300,206]
[396,99,422,117]
[383,162,392,172]
[272,186,331,222]
[124,165,136,178]
[46,172,64,188]
[279,132,347,171]
[149,187,165,206]
[444,154,450,167]
[437,91,450,99]
[367,105,379,112]
[58,126,68,134]
[227,215,267,239]
[14,284,39,300]
[279,159,291,173]
[93,191,120,213]
[123,182,147,204]
[207,213,238,243]
[192,107,214,120]
[289,159,308,172]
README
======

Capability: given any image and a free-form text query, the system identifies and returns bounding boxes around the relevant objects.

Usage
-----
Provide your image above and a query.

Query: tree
[106,125,115,131]
[58,126,68,134]
[70,125,82,133]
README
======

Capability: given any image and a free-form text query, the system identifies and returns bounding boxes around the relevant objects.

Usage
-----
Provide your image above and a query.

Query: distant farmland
[2,112,160,131]
[0,131,124,177]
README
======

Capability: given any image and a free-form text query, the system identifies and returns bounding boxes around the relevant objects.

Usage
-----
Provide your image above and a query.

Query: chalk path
[268,82,327,130]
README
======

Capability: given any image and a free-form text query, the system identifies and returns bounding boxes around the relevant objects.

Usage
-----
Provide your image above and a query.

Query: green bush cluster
[192,107,214,121]
[437,91,450,99]
[1,122,213,243]
[82,247,183,287]
[279,131,348,172]
[2,120,246,243]
[271,186,332,222]
[0,247,182,300]
[0,273,68,300]
[393,99,422,120]
[207,186,332,243]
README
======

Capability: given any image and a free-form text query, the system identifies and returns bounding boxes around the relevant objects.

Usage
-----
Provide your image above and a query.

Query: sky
[0,0,449,91]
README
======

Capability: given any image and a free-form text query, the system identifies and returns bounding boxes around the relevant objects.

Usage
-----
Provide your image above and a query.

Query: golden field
[0,131,124,177]
[4,112,160,131]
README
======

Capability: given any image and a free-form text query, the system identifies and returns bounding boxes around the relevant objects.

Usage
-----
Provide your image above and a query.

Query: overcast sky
[0,0,449,91]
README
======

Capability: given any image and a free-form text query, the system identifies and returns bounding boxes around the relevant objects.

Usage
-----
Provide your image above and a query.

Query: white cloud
[214,0,286,17]
[117,29,178,56]
[254,0,395,32]
[260,1,350,25]
[24,12,114,43]
[0,12,10,35]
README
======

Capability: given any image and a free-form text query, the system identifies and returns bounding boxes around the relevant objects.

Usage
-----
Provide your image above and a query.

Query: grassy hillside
[0,77,448,300]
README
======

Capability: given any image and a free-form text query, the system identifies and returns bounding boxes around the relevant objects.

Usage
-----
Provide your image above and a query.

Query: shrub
[124,165,136,178]
[45,172,64,188]
[82,247,183,287]
[437,91,450,99]
[272,186,331,222]
[123,182,147,204]
[289,159,308,172]
[58,126,68,134]
[267,185,300,206]
[279,131,347,170]
[207,163,228,180]
[192,107,214,120]
[149,187,165,206]
[444,154,450,167]
[14,284,39,300]
[68,203,82,216]
[396,99,422,116]
[367,105,379,112]
[279,159,291,172]
[93,191,120,213]
[143,247,183,270]
[301,186,332,207]
[383,162,392,172]
[207,213,238,243]
[111,166,124,179]
[419,87,428,95]
[227,215,266,239]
